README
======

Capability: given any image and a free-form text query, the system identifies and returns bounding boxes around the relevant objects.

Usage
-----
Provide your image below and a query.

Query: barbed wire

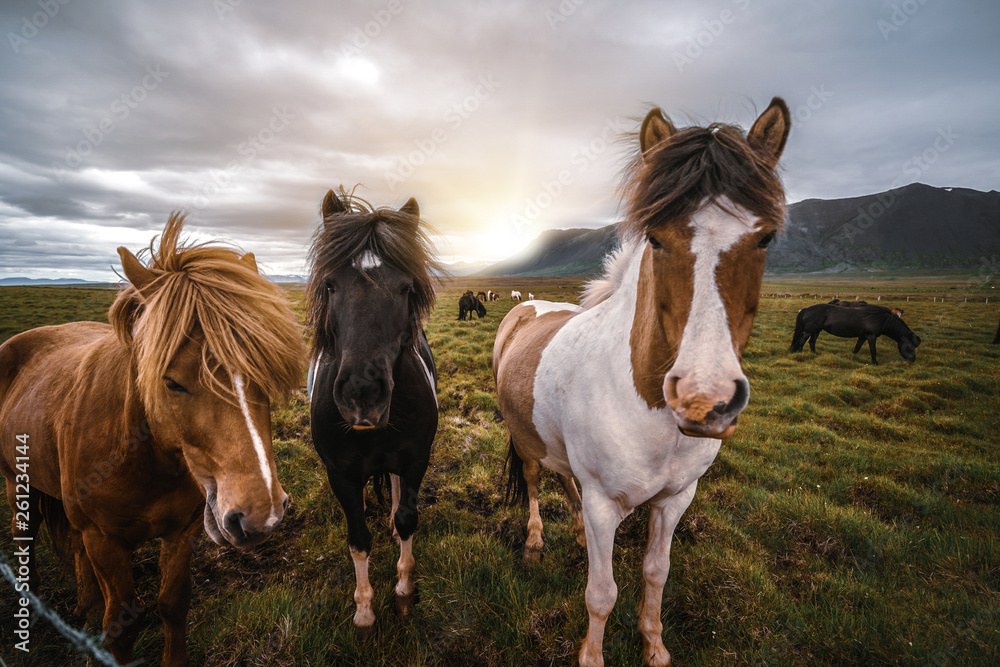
[0,551,123,666]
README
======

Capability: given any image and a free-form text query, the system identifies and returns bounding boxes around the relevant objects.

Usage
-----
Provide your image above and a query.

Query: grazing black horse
[791,303,920,365]
[829,298,903,318]
[457,294,486,320]
[306,188,439,630]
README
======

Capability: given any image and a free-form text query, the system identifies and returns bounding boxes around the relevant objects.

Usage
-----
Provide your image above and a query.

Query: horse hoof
[523,545,544,565]
[394,591,419,617]
[354,621,376,638]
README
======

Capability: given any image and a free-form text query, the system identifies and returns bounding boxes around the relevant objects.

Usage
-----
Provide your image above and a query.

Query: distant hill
[0,277,93,286]
[475,225,618,277]
[436,259,494,277]
[768,183,1000,272]
[475,184,1000,276]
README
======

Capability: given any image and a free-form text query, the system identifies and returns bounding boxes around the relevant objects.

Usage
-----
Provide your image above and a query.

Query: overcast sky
[0,0,997,280]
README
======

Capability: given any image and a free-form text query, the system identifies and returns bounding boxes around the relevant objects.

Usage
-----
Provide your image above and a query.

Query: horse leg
[331,477,375,631]
[158,521,200,666]
[73,529,102,622]
[81,528,145,664]
[522,457,545,564]
[389,473,401,540]
[578,489,625,667]
[392,474,422,617]
[555,473,586,549]
[638,485,698,667]
[853,337,865,354]
[5,480,41,592]
[808,332,819,353]
[867,336,879,365]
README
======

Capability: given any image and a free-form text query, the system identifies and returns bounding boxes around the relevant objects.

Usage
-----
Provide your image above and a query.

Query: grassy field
[0,276,998,666]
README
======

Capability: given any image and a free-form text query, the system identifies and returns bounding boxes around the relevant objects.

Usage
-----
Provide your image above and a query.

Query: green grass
[1,277,999,666]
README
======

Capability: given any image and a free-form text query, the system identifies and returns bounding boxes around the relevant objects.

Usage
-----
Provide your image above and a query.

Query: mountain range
[474,183,1000,277]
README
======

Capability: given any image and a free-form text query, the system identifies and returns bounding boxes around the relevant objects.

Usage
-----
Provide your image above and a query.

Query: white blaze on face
[353,250,382,271]
[233,373,277,521]
[669,199,757,395]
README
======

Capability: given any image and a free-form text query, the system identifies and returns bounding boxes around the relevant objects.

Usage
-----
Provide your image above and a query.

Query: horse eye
[400,284,414,296]
[648,235,663,250]
[757,231,776,249]
[164,377,188,394]
[326,282,336,294]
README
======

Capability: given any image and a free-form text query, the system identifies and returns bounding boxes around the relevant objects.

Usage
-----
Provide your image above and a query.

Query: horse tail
[503,437,528,507]
[790,309,806,352]
[37,493,73,564]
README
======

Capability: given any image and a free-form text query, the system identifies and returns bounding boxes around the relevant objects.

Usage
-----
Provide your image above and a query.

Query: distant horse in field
[829,298,903,318]
[495,98,791,666]
[491,291,501,301]
[306,189,439,631]
[476,291,487,301]
[0,214,304,665]
[528,292,535,300]
[511,290,522,301]
[458,294,487,320]
[791,303,920,364]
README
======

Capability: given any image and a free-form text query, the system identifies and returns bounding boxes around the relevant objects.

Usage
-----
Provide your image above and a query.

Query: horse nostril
[282,495,290,513]
[223,511,246,540]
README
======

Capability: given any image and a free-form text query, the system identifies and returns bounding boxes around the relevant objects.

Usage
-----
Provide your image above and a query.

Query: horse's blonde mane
[109,213,305,405]
[580,236,640,309]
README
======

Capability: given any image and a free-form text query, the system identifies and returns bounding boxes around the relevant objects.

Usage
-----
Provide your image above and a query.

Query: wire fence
[0,551,121,667]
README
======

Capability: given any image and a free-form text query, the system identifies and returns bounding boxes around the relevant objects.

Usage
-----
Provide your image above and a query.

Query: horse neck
[880,312,908,341]
[590,240,653,358]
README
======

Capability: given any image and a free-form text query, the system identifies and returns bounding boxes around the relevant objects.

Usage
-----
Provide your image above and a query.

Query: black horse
[791,303,921,365]
[829,298,903,318]
[306,188,439,630]
[458,294,486,320]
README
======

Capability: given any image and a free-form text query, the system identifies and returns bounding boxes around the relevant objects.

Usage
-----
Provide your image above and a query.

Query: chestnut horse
[0,214,304,666]
[306,189,438,631]
[494,99,790,666]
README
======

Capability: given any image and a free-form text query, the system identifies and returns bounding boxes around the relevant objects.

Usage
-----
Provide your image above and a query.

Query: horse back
[0,322,113,497]
[493,302,580,463]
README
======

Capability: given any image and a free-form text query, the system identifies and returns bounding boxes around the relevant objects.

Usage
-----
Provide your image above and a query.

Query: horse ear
[640,107,676,159]
[399,197,419,219]
[239,252,259,274]
[322,189,347,220]
[748,97,791,167]
[117,247,155,296]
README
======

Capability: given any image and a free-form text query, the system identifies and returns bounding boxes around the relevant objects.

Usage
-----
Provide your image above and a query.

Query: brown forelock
[494,305,577,462]
[630,229,695,410]
[108,212,306,407]
[620,123,786,241]
[306,194,440,359]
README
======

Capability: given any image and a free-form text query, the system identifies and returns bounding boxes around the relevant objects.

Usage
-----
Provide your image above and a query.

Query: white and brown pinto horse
[494,99,790,667]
